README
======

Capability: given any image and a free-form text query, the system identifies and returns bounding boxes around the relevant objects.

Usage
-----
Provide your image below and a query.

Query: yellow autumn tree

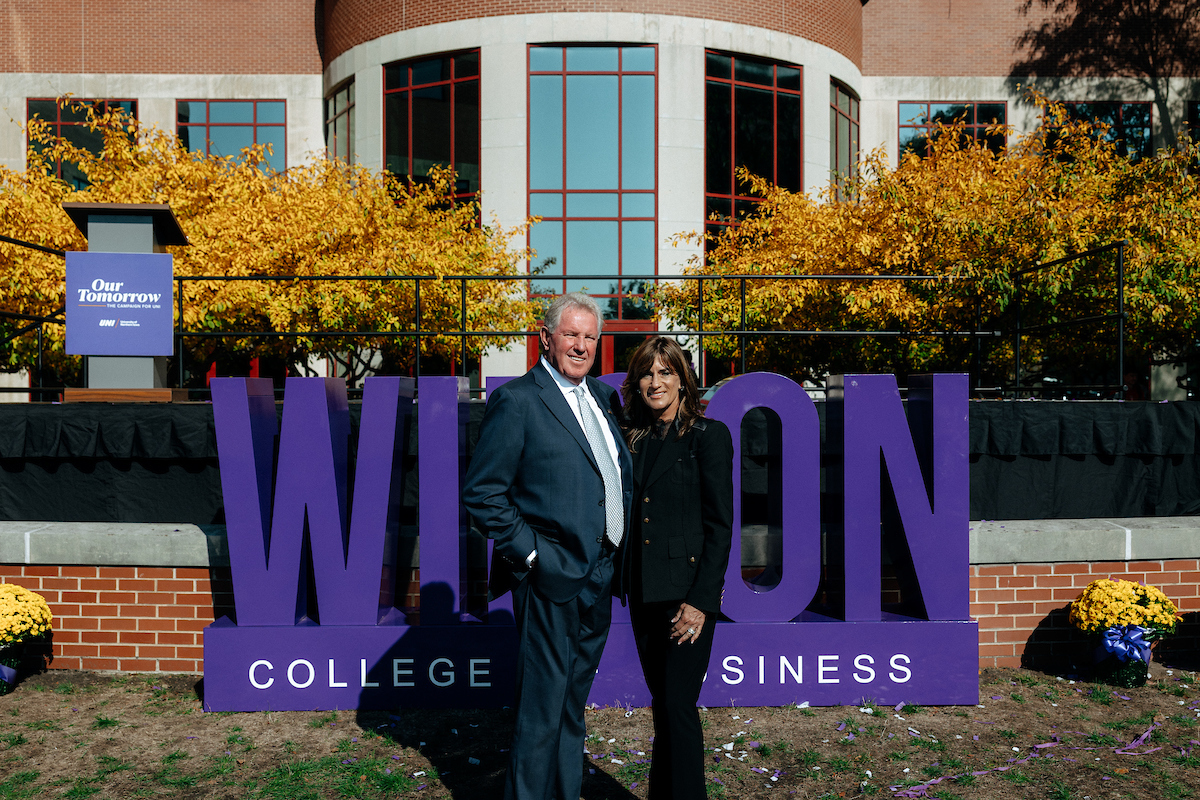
[658,94,1200,393]
[0,101,540,386]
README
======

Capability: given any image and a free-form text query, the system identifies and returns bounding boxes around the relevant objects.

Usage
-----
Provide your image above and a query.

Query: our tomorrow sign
[203,372,977,711]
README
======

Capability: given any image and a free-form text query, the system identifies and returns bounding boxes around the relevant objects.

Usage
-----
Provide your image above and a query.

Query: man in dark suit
[463,292,633,800]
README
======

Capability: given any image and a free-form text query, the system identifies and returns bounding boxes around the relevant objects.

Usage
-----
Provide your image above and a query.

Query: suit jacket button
[643,517,650,523]
[689,556,696,563]
[644,539,650,545]
[597,537,603,544]
[643,496,650,503]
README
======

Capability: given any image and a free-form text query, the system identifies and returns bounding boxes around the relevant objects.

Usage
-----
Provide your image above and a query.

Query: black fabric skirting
[0,400,1198,524]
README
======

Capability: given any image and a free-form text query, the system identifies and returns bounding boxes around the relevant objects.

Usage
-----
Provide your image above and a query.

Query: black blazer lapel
[639,430,690,492]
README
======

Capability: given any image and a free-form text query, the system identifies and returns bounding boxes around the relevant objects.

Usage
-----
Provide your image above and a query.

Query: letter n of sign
[212,377,409,626]
[842,374,970,621]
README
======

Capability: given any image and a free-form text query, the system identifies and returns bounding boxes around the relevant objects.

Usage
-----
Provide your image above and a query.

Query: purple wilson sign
[204,373,977,711]
[65,251,174,356]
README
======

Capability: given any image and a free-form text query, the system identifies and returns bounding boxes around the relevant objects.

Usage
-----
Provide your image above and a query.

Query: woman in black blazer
[619,337,734,800]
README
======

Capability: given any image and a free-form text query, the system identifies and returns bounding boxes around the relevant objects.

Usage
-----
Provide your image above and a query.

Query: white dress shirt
[539,357,622,470]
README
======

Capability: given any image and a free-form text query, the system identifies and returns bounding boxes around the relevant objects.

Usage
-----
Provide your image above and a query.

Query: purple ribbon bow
[0,663,16,685]
[1100,625,1152,664]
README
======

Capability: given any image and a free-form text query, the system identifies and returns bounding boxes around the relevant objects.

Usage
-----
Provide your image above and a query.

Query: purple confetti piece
[186,736,197,740]
[748,741,760,748]
[908,730,920,737]
[752,767,767,774]
[971,771,990,776]
[894,702,905,711]
[416,784,427,791]
[991,696,1003,700]
[972,735,978,741]
[392,755,400,760]
[1102,776,1111,781]
[836,722,846,731]
[630,783,638,789]
[1117,694,1131,700]
[888,733,895,738]
[846,733,855,741]
[1034,743,1057,748]
[385,769,391,775]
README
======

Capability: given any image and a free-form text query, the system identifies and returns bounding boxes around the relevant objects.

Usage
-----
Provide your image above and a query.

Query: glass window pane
[565,74,618,190]
[258,102,286,124]
[977,103,1006,125]
[707,196,732,221]
[411,85,452,179]
[346,107,354,160]
[565,47,618,72]
[838,91,850,114]
[621,220,655,277]
[777,66,801,92]
[565,221,619,293]
[734,85,774,186]
[621,74,655,191]
[850,97,858,118]
[208,126,255,157]
[530,220,563,294]
[61,102,92,123]
[1123,103,1151,128]
[899,127,929,157]
[530,194,563,217]
[529,75,563,190]
[706,52,731,79]
[333,114,347,160]
[706,80,732,195]
[621,46,655,72]
[566,193,619,216]
[837,114,851,176]
[210,102,255,124]
[178,101,205,124]
[899,103,928,125]
[411,57,451,86]
[455,80,480,193]
[455,51,480,78]
[385,64,408,91]
[348,83,355,106]
[530,47,563,72]
[385,93,409,174]
[28,100,57,121]
[63,124,104,156]
[776,93,802,191]
[257,126,285,171]
[178,126,195,152]
[622,193,655,217]
[930,104,969,124]
[734,56,773,86]
[110,100,136,116]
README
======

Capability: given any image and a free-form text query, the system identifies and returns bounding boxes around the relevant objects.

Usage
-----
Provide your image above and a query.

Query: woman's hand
[670,602,706,645]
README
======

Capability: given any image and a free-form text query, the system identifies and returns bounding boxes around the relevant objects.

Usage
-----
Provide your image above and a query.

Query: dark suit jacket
[621,418,734,614]
[462,364,634,605]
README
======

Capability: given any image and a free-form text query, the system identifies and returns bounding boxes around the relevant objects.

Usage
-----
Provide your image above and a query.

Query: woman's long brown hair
[620,337,704,452]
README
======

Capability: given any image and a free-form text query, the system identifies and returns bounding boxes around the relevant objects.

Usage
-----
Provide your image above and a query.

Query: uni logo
[98,319,116,327]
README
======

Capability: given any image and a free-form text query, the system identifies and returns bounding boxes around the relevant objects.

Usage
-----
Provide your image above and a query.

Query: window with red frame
[527,45,657,323]
[898,102,1006,158]
[1054,101,1151,161]
[384,51,480,201]
[178,100,287,173]
[705,52,802,242]
[27,98,137,189]
[325,82,355,163]
[830,81,860,200]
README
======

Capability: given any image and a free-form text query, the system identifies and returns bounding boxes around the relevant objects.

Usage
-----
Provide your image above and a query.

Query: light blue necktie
[573,385,624,547]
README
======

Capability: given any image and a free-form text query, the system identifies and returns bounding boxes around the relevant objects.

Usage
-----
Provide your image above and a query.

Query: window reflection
[326,82,355,164]
[1054,101,1152,160]
[898,100,1006,160]
[383,50,481,201]
[830,81,859,200]
[528,45,657,320]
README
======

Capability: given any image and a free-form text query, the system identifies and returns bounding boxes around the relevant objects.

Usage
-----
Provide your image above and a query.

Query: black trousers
[629,599,715,800]
[505,553,614,800]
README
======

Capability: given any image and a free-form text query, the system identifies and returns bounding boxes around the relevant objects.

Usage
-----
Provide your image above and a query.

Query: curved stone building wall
[322,0,864,68]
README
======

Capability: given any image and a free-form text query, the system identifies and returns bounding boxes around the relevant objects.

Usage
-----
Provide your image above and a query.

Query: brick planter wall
[2,557,1197,675]
[972,559,1200,671]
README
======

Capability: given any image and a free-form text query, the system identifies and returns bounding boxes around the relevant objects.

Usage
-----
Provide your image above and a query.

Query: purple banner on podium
[65,251,173,356]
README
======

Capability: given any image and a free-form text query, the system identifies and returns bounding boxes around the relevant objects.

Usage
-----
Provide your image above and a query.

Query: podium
[61,203,189,402]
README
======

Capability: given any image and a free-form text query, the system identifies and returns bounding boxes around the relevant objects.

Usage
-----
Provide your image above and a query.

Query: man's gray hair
[544,292,604,334]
